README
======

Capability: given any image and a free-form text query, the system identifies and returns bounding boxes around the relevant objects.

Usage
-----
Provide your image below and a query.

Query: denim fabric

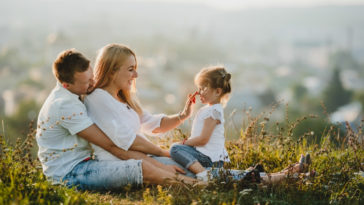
[62,159,142,190]
[170,144,217,169]
[151,156,196,178]
[212,160,225,168]
[208,168,249,181]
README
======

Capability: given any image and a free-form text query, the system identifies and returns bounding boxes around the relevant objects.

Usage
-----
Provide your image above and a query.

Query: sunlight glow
[141,0,364,10]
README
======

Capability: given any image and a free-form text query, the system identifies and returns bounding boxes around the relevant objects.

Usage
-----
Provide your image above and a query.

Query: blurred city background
[1,0,364,142]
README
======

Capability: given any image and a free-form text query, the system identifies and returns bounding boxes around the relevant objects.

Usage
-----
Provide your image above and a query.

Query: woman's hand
[180,91,199,121]
[154,91,198,133]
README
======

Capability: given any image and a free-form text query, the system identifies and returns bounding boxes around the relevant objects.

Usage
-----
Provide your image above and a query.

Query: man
[36,49,197,190]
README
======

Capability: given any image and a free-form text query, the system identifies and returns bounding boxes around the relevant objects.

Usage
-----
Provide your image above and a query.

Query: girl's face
[197,84,221,105]
[112,55,138,92]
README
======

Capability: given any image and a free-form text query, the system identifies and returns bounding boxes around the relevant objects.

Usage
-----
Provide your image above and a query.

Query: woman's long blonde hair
[92,43,142,115]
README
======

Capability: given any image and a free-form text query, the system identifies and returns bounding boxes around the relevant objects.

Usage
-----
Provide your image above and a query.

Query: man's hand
[164,165,186,174]
[161,149,171,157]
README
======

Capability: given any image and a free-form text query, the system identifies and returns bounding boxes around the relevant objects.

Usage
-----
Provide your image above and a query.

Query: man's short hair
[53,49,90,83]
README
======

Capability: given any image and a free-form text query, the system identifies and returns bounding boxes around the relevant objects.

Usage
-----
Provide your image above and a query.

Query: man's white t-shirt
[190,103,230,162]
[36,82,94,183]
[84,88,165,161]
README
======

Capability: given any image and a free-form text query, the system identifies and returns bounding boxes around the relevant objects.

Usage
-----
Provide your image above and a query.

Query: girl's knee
[170,144,183,156]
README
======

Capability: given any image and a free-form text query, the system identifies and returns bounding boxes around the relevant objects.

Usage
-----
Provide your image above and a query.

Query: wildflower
[61,116,65,120]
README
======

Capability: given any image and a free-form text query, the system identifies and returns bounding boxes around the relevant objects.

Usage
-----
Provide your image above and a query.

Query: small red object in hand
[188,91,199,104]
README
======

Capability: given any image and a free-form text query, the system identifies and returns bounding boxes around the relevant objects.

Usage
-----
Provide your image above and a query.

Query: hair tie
[219,70,226,79]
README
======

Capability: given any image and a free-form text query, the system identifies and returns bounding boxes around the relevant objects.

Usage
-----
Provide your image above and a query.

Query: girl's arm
[184,117,220,147]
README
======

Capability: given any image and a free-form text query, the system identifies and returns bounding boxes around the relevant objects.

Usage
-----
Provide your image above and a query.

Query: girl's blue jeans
[170,144,250,181]
[170,144,224,169]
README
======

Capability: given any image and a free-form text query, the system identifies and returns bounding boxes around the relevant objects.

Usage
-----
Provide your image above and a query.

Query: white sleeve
[59,100,93,135]
[85,92,136,151]
[201,108,223,122]
[140,111,166,136]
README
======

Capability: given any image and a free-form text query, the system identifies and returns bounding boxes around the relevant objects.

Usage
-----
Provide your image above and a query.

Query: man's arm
[129,135,170,157]
[77,124,149,160]
[77,124,184,173]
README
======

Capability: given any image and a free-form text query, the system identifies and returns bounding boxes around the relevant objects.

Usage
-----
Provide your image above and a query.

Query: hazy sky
[142,0,364,10]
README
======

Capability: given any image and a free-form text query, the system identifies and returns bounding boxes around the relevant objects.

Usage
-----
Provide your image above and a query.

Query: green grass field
[1,110,363,205]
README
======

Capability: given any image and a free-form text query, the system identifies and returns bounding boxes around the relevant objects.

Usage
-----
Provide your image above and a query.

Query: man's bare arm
[77,124,184,174]
[77,124,149,160]
[129,135,169,157]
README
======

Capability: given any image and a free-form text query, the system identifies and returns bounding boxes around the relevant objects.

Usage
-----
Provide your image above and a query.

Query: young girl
[170,66,231,181]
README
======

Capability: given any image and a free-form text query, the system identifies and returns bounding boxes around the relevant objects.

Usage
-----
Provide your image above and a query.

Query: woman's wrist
[177,112,187,122]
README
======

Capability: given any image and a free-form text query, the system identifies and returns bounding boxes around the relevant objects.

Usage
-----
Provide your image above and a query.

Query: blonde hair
[92,43,142,115]
[195,66,232,106]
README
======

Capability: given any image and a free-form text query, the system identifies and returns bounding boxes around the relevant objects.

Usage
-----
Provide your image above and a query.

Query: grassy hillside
[0,111,363,204]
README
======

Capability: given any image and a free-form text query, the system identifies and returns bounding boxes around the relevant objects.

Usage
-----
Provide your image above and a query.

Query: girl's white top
[84,88,165,161]
[190,103,230,162]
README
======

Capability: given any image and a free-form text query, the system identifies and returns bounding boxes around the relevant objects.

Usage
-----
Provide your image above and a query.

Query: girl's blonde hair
[92,43,142,115]
[195,66,232,106]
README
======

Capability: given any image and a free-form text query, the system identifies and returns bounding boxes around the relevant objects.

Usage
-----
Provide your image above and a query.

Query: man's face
[66,66,94,95]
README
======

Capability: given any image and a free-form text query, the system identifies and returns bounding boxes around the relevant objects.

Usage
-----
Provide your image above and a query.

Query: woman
[84,43,197,185]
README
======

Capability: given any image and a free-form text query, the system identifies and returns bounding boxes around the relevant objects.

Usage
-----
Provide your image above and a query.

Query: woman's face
[112,55,138,92]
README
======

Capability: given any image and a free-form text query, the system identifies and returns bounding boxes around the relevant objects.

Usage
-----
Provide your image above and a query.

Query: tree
[322,67,352,113]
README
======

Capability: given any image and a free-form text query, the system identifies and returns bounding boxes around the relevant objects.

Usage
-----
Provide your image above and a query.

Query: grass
[0,108,363,204]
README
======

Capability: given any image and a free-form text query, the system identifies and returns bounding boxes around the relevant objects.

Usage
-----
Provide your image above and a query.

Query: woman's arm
[152,113,185,133]
[153,94,194,133]
[184,117,219,147]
